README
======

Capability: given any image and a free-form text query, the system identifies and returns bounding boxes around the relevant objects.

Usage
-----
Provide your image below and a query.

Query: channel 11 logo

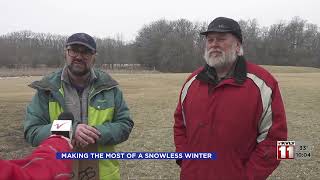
[277,141,312,160]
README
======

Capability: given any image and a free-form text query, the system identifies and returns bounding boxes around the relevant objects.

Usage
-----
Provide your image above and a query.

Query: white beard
[204,44,237,69]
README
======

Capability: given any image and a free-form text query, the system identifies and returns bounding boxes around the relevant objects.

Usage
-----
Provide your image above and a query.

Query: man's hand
[74,124,101,148]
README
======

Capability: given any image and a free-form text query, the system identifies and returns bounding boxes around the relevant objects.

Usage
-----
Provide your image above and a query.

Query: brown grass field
[0,66,319,179]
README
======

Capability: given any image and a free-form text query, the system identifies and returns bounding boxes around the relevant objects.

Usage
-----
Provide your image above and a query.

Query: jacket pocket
[90,93,114,110]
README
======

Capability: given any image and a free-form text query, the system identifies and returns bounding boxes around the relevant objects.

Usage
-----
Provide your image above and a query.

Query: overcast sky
[0,0,318,41]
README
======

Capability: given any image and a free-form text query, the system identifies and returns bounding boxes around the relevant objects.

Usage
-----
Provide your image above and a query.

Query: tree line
[0,16,319,72]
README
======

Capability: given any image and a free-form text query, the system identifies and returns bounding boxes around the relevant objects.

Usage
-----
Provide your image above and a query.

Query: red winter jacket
[0,136,72,180]
[174,58,287,180]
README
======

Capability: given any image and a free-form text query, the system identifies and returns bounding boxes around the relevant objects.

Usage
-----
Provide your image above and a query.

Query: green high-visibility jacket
[24,69,134,180]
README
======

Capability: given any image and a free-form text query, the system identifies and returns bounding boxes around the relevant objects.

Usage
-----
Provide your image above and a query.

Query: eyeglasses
[67,48,95,59]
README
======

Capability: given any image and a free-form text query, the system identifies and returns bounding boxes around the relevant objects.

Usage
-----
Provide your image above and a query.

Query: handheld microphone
[50,112,74,139]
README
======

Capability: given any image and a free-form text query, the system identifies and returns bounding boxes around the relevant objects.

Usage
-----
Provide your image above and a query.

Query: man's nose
[74,52,85,59]
[208,39,219,48]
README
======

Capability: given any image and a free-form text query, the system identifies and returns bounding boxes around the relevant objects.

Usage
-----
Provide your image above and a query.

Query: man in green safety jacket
[24,32,134,180]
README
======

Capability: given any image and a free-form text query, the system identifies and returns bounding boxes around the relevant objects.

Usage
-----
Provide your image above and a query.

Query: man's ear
[235,41,241,55]
[63,50,67,59]
[64,46,70,59]
[236,41,241,50]
[91,55,96,64]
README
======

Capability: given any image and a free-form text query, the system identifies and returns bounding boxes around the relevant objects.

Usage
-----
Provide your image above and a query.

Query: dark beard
[67,63,90,76]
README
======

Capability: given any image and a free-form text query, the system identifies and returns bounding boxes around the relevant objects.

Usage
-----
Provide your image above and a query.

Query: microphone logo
[55,122,68,129]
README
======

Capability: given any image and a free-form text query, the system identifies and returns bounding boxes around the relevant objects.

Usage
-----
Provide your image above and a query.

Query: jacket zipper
[80,95,83,122]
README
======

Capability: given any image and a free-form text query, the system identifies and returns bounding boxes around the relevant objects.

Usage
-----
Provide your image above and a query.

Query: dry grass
[262,65,320,73]
[0,67,57,77]
[0,66,319,179]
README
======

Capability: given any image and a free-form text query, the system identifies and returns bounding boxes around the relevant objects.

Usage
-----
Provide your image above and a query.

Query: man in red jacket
[0,135,72,180]
[174,17,287,180]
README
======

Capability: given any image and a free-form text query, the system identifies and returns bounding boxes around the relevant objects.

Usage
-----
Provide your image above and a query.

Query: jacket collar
[196,56,247,86]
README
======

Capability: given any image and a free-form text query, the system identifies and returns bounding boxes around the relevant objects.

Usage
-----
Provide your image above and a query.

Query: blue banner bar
[56,152,216,160]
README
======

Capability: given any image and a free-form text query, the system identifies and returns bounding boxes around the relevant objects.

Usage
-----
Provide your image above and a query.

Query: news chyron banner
[277,141,314,160]
[56,152,217,160]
